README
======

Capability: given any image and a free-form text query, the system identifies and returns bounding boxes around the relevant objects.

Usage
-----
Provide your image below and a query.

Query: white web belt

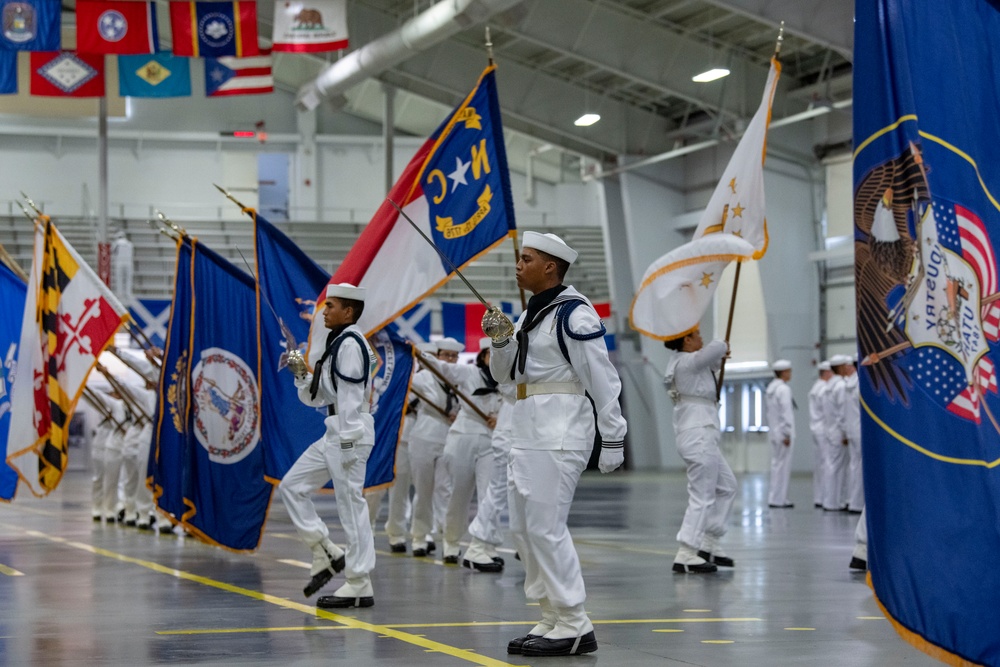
[516,382,584,401]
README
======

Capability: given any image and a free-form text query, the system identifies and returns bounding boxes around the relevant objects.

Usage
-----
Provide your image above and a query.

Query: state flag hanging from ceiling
[75,1,159,55]
[29,51,105,97]
[271,0,347,53]
[0,0,60,51]
[118,52,191,98]
[169,1,260,58]
[307,64,517,363]
[0,49,15,94]
[204,50,272,97]
[6,220,128,497]
[854,1,1000,664]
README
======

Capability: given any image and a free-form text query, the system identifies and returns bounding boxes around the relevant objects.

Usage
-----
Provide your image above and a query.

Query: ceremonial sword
[234,245,302,370]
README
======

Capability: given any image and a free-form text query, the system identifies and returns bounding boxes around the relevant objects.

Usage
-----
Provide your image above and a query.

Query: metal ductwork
[296,0,525,111]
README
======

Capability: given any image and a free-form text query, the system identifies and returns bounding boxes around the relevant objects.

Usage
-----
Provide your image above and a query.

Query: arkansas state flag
[30,51,105,97]
[170,1,259,58]
[204,50,272,97]
[6,220,128,497]
[76,1,158,55]
[307,64,517,363]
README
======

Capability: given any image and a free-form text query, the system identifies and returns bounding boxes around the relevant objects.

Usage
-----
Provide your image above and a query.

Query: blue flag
[254,213,413,490]
[152,237,272,551]
[129,297,171,349]
[855,3,1000,664]
[0,0,59,51]
[0,50,15,94]
[118,52,191,98]
[0,262,26,501]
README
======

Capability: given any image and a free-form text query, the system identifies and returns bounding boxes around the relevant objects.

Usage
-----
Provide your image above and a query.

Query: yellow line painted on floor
[784,628,816,631]
[857,616,885,620]
[683,609,711,612]
[701,640,735,644]
[652,629,684,633]
[4,524,522,667]
[382,618,762,629]
[277,559,310,569]
[573,538,676,557]
[0,563,24,576]
[158,626,354,635]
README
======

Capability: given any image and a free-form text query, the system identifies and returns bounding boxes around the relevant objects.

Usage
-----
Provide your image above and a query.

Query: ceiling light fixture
[574,113,601,127]
[692,68,730,83]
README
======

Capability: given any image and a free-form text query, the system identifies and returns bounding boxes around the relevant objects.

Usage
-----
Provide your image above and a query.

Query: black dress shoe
[389,543,407,553]
[847,508,863,514]
[814,503,823,508]
[849,556,868,571]
[426,541,436,554]
[768,503,794,508]
[462,558,503,573]
[412,548,427,557]
[316,594,374,609]
[492,556,505,567]
[507,634,542,655]
[514,552,520,561]
[137,523,153,531]
[672,561,718,574]
[521,631,598,656]
[444,555,459,564]
[697,550,735,567]
[303,553,345,597]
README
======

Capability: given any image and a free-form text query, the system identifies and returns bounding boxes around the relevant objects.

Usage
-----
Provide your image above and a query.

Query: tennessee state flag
[29,51,105,97]
[169,1,259,58]
[76,1,159,55]
[6,220,128,497]
[307,64,516,362]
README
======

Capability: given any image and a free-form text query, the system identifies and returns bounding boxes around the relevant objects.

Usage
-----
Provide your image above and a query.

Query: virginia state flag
[6,220,128,497]
[169,1,259,58]
[855,2,1000,664]
[0,0,60,51]
[307,64,516,362]
[0,262,26,501]
[254,213,412,491]
[156,237,272,551]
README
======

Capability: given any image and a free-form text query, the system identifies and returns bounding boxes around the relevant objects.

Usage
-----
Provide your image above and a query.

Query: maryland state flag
[307,64,516,361]
[855,2,1000,664]
[254,213,413,490]
[151,236,273,551]
[6,220,128,497]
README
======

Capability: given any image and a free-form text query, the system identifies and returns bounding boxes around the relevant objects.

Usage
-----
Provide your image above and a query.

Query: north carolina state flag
[76,1,159,55]
[30,51,105,97]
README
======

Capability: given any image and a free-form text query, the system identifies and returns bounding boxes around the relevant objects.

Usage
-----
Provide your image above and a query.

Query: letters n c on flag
[6,220,128,496]
[307,64,516,365]
[629,234,755,341]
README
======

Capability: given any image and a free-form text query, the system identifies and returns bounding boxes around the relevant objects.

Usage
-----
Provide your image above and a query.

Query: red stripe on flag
[464,302,487,352]
[593,302,611,319]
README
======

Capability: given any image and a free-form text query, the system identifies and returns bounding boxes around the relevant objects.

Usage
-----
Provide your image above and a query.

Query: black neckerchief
[514,284,567,377]
[440,380,457,414]
[309,324,348,399]
[473,360,499,395]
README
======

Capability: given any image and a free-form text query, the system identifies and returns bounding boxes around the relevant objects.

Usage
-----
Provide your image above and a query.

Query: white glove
[598,444,624,473]
[340,442,358,469]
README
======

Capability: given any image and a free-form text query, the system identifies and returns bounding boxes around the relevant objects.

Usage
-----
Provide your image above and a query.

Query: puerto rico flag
[6,220,128,497]
[29,51,105,97]
[307,65,516,364]
[76,1,159,55]
[204,50,272,97]
[169,1,259,58]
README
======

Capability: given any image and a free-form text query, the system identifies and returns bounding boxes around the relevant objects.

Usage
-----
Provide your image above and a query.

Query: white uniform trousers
[675,426,737,550]
[122,423,155,523]
[847,435,864,511]
[408,436,447,548]
[364,487,386,528]
[823,434,849,510]
[767,434,793,506]
[278,438,376,579]
[384,440,412,545]
[508,448,590,615]
[811,430,827,506]
[102,433,126,519]
[853,506,868,562]
[91,431,109,517]
[442,431,493,557]
[468,425,512,546]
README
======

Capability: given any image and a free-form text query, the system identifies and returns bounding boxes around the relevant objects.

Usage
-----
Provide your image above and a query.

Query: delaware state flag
[855,1,1000,664]
[169,1,259,58]
[308,64,516,361]
[75,1,158,55]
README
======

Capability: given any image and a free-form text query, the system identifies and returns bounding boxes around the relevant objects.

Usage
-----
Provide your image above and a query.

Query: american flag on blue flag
[906,347,996,423]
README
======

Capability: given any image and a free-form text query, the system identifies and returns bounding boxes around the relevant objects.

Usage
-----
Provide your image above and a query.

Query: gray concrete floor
[0,470,938,666]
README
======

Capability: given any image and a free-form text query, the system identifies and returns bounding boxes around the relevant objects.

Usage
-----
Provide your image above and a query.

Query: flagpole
[414,353,493,424]
[82,387,128,434]
[0,241,28,282]
[109,346,158,384]
[95,362,152,425]
[409,387,451,420]
[715,204,734,400]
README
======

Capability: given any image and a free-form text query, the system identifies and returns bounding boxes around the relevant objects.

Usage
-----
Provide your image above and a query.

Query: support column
[97,97,110,286]
[295,108,319,220]
[383,83,395,193]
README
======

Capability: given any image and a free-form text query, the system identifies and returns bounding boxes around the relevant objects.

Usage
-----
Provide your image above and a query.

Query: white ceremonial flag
[629,234,755,341]
[272,0,348,53]
[691,57,781,259]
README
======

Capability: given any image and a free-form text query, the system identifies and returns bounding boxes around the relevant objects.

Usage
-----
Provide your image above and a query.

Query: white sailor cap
[479,337,492,352]
[522,231,579,265]
[326,282,366,301]
[435,337,465,353]
[772,359,792,372]
[818,361,832,371]
[829,354,851,367]
[416,342,437,354]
